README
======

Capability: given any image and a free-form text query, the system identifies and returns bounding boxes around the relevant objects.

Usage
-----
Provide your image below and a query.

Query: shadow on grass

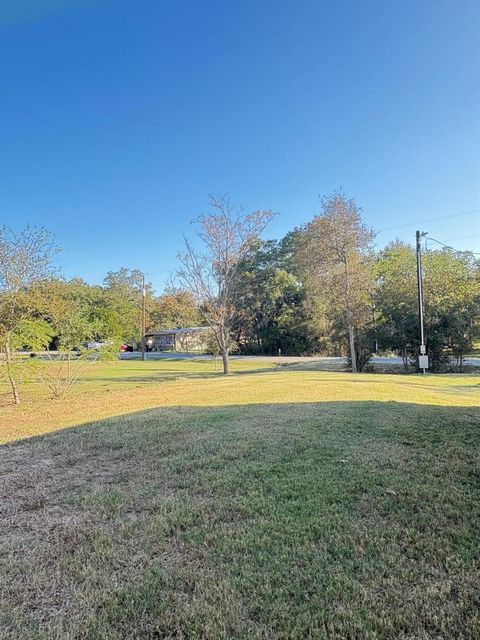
[1,400,479,639]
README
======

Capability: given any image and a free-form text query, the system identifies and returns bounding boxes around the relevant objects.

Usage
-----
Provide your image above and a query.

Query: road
[120,352,480,368]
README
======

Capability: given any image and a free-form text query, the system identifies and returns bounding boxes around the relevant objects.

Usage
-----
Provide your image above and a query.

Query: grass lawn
[1,360,479,638]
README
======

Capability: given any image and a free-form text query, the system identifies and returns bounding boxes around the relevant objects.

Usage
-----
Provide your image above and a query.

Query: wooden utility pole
[141,272,146,361]
[416,230,428,373]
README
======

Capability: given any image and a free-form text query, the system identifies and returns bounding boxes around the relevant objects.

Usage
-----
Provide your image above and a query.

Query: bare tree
[0,226,58,404]
[37,346,118,400]
[177,195,274,374]
[297,192,374,372]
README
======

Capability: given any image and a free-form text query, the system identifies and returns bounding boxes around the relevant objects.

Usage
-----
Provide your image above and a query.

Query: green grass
[1,361,479,638]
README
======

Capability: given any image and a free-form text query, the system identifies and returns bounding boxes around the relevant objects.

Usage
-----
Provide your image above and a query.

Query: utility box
[418,355,429,369]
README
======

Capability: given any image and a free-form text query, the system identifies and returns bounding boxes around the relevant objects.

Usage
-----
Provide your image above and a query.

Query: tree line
[1,191,479,402]
[178,193,479,374]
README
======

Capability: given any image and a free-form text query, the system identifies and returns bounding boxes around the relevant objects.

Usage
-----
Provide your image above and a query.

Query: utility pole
[416,230,428,373]
[141,272,146,361]
[372,301,378,354]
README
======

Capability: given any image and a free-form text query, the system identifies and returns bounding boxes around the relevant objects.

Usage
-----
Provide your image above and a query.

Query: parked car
[86,340,113,350]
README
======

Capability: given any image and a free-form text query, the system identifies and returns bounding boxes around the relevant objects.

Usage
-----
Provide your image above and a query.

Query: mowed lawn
[1,361,479,639]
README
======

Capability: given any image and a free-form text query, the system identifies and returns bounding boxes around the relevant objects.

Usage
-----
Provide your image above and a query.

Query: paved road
[371,355,480,367]
[120,352,480,368]
[120,352,345,363]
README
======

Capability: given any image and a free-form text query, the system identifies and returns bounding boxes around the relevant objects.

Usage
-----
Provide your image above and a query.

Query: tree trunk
[5,339,20,405]
[344,258,357,374]
[348,323,357,373]
[221,347,229,375]
[217,326,230,375]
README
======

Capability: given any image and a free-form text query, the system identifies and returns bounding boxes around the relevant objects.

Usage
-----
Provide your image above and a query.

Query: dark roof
[145,327,210,337]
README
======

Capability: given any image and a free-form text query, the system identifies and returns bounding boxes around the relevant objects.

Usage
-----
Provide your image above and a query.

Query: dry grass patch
[0,362,479,638]
[1,360,479,445]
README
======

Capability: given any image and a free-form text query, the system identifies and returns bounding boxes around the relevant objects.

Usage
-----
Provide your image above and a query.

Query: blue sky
[1,0,479,292]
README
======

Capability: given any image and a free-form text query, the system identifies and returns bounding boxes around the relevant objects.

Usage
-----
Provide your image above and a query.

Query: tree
[231,236,322,355]
[374,242,480,372]
[422,248,480,371]
[103,268,154,344]
[296,192,375,372]
[150,288,202,330]
[29,277,123,400]
[374,241,418,371]
[0,226,58,404]
[177,195,274,374]
[36,278,123,349]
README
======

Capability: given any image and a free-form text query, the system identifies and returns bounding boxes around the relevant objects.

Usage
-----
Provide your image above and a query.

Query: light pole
[416,230,428,373]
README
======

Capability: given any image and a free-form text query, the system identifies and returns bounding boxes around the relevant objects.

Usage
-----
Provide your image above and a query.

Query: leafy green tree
[296,192,375,372]
[375,242,480,372]
[150,289,202,330]
[35,278,123,349]
[30,277,124,399]
[103,268,154,343]
[232,237,322,355]
[0,226,58,404]
[374,242,418,370]
[0,318,54,403]
[422,249,480,371]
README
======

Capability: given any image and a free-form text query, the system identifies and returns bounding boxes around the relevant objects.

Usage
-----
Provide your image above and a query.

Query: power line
[425,236,480,256]
[378,208,480,233]
[441,233,480,242]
